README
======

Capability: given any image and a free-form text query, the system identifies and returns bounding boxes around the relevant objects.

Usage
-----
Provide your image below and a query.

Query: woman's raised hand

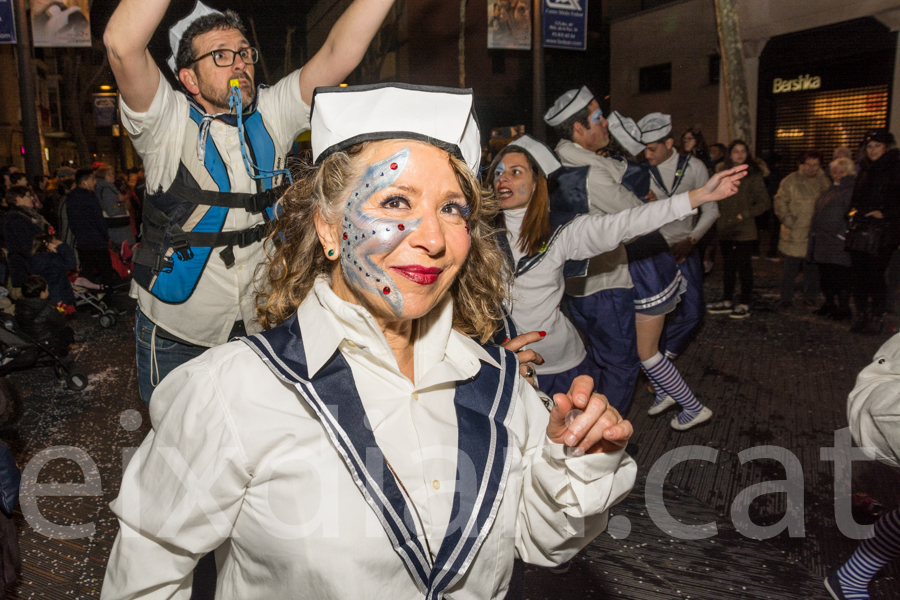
[546,375,633,456]
[688,164,749,208]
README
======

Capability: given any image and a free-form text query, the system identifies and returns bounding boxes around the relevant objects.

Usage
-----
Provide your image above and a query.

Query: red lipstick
[391,265,443,285]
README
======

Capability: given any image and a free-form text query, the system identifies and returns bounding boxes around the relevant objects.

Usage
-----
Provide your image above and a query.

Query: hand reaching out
[688,164,748,208]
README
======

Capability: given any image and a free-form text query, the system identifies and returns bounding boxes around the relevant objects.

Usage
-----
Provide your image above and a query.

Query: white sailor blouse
[100,278,637,599]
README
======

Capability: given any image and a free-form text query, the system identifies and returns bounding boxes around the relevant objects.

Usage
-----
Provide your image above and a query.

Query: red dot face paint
[340,147,419,316]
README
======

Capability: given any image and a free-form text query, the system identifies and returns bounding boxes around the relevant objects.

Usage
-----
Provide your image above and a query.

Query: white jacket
[847,333,900,468]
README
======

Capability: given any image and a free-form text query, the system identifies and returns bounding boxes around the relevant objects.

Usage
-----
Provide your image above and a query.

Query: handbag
[844,215,888,256]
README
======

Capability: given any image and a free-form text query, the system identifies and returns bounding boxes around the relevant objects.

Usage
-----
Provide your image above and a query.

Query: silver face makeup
[339,147,420,315]
[589,108,604,125]
[494,161,506,181]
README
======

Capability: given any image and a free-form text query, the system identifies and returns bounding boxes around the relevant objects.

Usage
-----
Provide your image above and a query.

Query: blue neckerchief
[241,313,518,599]
[648,154,692,198]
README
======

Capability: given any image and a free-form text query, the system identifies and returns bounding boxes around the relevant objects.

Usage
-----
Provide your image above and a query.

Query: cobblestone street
[1,257,898,599]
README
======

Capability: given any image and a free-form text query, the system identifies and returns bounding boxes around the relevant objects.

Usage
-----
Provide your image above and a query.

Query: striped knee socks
[641,352,703,424]
[836,508,900,599]
[648,378,668,407]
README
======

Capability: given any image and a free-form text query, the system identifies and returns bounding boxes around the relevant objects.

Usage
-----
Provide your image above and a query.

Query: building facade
[609,0,900,173]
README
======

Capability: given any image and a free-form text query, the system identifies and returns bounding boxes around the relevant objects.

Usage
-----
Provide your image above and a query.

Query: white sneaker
[648,395,676,416]
[729,304,751,319]
[670,406,713,431]
[706,300,733,314]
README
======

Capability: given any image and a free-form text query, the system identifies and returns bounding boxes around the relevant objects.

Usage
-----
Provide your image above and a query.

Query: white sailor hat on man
[167,0,223,73]
[607,111,645,155]
[505,135,562,178]
[608,111,673,155]
[637,113,672,144]
[310,83,482,173]
[543,86,595,127]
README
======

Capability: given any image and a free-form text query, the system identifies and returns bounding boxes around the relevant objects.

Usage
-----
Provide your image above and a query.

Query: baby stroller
[0,319,88,391]
[70,277,120,328]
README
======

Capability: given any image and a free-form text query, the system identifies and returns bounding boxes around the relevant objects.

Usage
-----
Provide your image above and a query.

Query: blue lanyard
[228,79,293,185]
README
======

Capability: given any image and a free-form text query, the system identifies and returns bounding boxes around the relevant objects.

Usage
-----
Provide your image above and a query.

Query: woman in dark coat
[808,158,856,321]
[2,187,48,289]
[848,129,900,333]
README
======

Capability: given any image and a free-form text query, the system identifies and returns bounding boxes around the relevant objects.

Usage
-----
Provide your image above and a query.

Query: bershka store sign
[773,74,822,94]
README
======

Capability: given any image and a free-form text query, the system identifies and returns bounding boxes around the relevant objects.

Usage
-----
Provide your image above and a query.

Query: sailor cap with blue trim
[506,135,562,178]
[167,0,223,73]
[310,83,482,173]
[608,111,673,155]
[543,86,594,127]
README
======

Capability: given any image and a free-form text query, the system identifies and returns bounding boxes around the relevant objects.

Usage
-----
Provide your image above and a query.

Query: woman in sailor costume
[487,135,745,431]
[607,112,717,430]
[100,85,745,599]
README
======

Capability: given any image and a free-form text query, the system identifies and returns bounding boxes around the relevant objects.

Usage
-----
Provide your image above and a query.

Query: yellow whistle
[230,78,240,88]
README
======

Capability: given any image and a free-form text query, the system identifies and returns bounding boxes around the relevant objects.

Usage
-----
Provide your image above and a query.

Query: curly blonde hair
[255,142,511,343]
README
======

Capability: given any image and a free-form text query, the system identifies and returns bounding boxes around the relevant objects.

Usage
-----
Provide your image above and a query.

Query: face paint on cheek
[339,147,420,315]
[518,184,528,196]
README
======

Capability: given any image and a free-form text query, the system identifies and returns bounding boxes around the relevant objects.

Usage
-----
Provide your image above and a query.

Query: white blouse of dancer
[505,192,697,376]
[100,278,638,600]
[848,333,900,466]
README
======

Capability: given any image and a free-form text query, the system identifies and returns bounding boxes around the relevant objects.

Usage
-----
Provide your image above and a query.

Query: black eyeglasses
[191,47,259,68]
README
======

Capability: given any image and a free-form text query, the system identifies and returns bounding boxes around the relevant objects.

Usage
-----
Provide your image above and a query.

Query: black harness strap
[136,198,270,270]
[167,177,285,214]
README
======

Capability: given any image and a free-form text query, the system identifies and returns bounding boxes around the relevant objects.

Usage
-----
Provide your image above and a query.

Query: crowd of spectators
[651,126,900,334]
[0,163,141,355]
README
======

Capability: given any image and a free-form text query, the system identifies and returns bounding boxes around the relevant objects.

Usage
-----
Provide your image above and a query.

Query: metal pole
[13,0,44,178]
[532,0,545,140]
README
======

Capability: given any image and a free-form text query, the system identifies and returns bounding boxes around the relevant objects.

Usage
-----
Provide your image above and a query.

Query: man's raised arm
[103,0,169,112]
[299,0,395,105]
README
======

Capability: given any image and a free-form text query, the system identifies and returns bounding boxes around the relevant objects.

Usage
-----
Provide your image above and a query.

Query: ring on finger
[524,365,535,378]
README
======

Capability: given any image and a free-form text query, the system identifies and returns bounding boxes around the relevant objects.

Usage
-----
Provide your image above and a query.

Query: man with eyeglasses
[542,87,646,416]
[103,0,396,406]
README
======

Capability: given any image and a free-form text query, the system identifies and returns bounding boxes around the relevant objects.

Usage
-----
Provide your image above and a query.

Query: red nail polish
[539,331,546,337]
[502,337,509,344]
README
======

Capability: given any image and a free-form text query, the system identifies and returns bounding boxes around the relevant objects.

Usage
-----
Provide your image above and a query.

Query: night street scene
[1,0,900,599]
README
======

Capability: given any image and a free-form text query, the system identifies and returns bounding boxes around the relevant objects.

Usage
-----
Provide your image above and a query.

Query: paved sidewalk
[1,258,898,599]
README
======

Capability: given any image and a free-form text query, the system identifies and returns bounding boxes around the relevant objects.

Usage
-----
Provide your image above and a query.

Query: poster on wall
[488,0,531,51]
[543,0,587,51]
[93,93,117,127]
[0,0,16,43]
[32,0,91,47]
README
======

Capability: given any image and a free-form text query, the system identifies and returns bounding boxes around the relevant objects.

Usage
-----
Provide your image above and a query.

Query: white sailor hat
[505,135,562,178]
[310,83,482,173]
[607,111,645,155]
[543,86,594,127]
[167,0,223,73]
[637,113,672,144]
[608,111,674,155]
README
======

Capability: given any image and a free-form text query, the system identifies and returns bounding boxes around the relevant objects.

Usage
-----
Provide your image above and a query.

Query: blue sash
[241,314,518,599]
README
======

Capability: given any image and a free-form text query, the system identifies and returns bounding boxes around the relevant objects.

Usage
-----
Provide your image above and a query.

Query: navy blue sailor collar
[241,295,519,599]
